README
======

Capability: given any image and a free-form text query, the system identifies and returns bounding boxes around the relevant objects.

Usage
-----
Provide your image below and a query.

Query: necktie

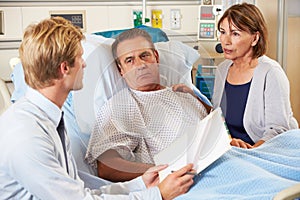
[57,112,69,174]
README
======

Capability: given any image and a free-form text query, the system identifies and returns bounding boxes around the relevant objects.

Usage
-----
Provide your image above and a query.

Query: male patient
[0,17,195,200]
[86,28,211,182]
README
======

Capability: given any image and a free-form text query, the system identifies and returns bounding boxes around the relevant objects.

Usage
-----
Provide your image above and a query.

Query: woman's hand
[253,140,265,147]
[230,138,253,149]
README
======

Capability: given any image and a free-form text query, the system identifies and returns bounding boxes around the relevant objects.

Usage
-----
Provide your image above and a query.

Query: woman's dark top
[220,80,254,145]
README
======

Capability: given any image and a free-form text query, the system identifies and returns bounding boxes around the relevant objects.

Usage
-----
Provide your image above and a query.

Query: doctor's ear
[58,61,69,77]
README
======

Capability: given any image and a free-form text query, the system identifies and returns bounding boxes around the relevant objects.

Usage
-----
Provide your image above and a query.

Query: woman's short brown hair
[217,3,268,58]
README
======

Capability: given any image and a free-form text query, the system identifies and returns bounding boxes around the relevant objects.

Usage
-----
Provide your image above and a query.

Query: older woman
[212,3,298,149]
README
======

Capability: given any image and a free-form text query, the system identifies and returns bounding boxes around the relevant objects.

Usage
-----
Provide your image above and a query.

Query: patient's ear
[118,64,124,76]
[154,49,159,63]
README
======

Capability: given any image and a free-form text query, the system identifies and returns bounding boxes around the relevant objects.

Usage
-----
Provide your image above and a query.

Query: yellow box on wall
[151,9,162,28]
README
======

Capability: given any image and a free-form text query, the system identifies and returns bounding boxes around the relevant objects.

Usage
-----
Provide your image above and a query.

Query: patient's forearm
[97,150,154,182]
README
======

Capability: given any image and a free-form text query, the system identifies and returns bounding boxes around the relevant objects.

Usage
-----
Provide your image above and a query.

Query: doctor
[0,16,195,199]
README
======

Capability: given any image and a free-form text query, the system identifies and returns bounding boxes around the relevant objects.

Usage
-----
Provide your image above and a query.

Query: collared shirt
[0,87,161,200]
[10,60,97,176]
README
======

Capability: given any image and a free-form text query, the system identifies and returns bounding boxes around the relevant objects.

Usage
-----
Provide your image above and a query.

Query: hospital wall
[0,1,203,81]
[0,0,278,79]
[0,0,286,79]
[286,17,300,123]
[0,0,299,122]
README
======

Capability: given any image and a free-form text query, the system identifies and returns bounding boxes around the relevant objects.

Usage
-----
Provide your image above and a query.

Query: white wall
[286,0,300,123]
[0,1,203,80]
[0,3,201,38]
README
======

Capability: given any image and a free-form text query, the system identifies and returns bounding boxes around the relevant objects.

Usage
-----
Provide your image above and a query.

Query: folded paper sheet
[154,107,231,181]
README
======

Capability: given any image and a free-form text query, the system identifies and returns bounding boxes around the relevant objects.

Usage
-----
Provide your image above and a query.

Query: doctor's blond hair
[19,16,84,89]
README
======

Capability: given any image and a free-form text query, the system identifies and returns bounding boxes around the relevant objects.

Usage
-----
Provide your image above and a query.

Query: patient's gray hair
[112,28,155,67]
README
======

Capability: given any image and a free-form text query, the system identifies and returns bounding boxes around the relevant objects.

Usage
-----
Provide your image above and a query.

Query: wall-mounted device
[151,9,163,28]
[50,10,86,32]
[197,4,223,41]
[133,10,143,27]
[170,9,181,30]
[196,3,224,57]
[203,0,212,5]
[0,11,4,35]
[133,10,150,27]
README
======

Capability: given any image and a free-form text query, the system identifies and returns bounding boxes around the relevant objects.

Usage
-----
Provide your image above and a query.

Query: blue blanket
[177,129,300,200]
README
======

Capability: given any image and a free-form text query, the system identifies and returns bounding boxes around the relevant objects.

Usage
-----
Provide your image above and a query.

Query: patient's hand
[172,84,195,97]
[230,138,253,149]
[172,83,212,114]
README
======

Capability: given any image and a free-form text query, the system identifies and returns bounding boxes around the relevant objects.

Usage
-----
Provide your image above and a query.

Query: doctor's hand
[158,163,195,200]
[142,164,168,188]
[230,138,253,149]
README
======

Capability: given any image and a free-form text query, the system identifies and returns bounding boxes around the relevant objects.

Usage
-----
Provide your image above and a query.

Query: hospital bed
[0,58,16,115]
[0,78,11,115]
[9,27,300,200]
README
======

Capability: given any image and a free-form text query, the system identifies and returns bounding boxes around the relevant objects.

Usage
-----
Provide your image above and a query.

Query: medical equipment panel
[197,4,223,41]
[198,6,215,40]
[50,10,86,32]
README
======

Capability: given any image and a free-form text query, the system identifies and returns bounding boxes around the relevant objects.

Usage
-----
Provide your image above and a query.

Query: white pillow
[73,34,200,134]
